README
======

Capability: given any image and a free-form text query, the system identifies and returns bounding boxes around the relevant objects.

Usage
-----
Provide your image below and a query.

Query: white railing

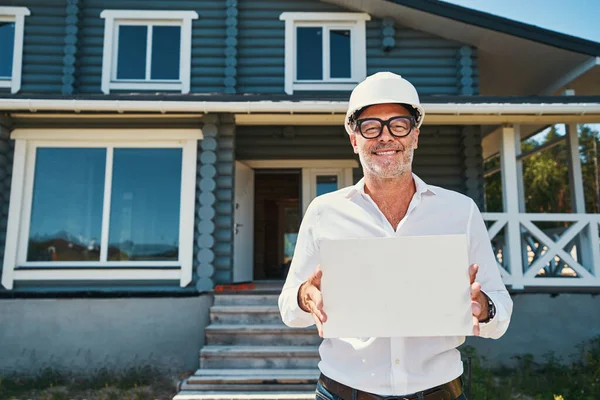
[482,213,600,289]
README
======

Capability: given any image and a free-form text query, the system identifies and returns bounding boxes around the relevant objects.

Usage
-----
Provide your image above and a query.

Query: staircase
[174,284,322,400]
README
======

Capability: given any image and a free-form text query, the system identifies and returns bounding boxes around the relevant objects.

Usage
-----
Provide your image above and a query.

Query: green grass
[461,336,600,399]
[1,337,599,400]
[0,365,180,400]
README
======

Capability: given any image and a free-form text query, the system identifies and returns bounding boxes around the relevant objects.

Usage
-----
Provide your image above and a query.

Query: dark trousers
[315,380,468,400]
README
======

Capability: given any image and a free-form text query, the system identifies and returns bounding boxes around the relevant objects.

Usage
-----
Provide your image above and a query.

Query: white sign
[320,235,473,338]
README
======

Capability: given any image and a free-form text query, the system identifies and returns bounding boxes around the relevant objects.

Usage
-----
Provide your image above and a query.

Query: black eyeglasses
[355,116,415,139]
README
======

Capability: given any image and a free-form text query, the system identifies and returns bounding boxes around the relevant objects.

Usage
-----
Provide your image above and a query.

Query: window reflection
[27,148,106,262]
[0,22,15,78]
[116,25,148,80]
[151,26,181,80]
[316,175,338,196]
[330,29,351,78]
[296,27,322,80]
[108,148,182,261]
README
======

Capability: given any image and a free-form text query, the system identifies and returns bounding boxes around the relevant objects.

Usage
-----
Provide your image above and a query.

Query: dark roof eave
[389,0,600,57]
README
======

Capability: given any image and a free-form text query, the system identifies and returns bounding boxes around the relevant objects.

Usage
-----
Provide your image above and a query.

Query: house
[0,0,599,396]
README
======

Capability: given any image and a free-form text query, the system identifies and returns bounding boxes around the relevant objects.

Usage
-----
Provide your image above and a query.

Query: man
[278,72,513,400]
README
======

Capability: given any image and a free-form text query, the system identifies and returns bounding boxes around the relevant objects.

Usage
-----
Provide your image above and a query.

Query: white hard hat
[345,72,425,135]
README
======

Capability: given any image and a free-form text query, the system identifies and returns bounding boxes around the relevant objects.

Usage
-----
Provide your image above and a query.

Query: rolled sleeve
[467,201,513,339]
[278,200,322,328]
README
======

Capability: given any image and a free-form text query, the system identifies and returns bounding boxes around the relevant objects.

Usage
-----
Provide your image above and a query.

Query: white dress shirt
[278,174,513,396]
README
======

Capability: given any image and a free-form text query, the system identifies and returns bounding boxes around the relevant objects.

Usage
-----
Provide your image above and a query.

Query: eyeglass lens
[359,116,413,138]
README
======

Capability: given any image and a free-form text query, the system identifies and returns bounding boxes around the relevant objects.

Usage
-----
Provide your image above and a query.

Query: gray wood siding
[0,119,12,275]
[5,1,66,94]
[237,0,342,93]
[237,0,472,95]
[77,0,227,93]
[236,125,468,194]
[461,125,484,208]
[367,21,467,96]
[213,114,235,285]
[7,0,479,96]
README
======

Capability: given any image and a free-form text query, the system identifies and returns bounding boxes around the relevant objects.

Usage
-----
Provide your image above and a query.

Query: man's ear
[349,132,359,154]
[413,127,420,149]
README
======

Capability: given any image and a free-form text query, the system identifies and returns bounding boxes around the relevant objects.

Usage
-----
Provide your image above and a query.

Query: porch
[482,124,600,290]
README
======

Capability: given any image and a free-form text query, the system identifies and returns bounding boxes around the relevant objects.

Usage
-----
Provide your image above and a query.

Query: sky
[443,0,600,138]
[442,0,600,43]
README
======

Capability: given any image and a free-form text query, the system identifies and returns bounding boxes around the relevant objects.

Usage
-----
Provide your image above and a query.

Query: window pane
[116,25,147,80]
[316,175,338,196]
[330,29,351,78]
[296,27,322,80]
[108,148,182,261]
[151,26,181,80]
[0,22,15,78]
[28,148,106,262]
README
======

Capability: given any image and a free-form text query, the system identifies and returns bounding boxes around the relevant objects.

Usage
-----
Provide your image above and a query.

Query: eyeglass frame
[353,115,416,139]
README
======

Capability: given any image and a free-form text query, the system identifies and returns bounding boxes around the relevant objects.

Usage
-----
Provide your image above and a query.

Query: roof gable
[322,0,600,96]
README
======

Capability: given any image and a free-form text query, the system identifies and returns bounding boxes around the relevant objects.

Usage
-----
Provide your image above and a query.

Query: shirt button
[395,359,400,365]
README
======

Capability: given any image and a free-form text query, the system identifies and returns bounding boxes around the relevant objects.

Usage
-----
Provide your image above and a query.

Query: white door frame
[233,161,255,283]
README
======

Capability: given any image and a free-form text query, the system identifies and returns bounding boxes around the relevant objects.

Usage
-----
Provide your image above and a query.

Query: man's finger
[469,264,479,285]
[472,315,480,336]
[471,282,481,300]
[308,285,323,310]
[312,313,324,338]
[312,266,323,289]
[472,300,482,318]
[306,296,327,323]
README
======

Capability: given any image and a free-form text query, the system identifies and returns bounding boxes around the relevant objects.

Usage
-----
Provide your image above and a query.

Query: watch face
[488,298,496,319]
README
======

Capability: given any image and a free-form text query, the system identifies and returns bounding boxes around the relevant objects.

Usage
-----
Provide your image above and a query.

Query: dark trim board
[1,93,600,104]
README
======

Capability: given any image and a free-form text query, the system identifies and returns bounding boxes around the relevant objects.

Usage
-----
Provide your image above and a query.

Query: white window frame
[100,10,198,94]
[0,7,30,94]
[279,12,370,95]
[1,128,202,290]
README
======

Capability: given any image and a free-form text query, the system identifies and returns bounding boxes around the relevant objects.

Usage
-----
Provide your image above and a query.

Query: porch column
[565,123,598,274]
[566,123,586,213]
[500,125,524,289]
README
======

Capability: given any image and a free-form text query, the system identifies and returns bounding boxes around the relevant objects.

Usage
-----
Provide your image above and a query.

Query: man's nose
[378,124,394,142]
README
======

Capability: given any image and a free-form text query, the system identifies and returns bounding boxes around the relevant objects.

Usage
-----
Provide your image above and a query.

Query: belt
[318,374,463,400]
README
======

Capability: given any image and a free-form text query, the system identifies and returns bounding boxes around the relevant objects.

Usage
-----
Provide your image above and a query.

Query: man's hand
[470,263,489,336]
[298,265,327,337]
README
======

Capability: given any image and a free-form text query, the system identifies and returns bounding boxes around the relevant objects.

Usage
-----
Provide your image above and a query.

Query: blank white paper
[319,234,473,338]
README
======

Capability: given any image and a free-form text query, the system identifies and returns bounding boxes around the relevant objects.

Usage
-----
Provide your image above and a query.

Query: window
[279,12,370,94]
[0,7,30,94]
[303,167,351,213]
[1,128,202,290]
[100,10,198,94]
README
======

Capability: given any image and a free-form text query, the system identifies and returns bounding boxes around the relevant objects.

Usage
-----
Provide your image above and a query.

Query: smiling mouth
[373,150,400,155]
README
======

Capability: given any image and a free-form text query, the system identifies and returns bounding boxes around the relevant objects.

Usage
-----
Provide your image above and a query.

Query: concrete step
[205,324,321,346]
[189,369,320,379]
[199,346,320,369]
[210,305,283,325]
[174,391,314,400]
[213,294,280,306]
[179,383,316,392]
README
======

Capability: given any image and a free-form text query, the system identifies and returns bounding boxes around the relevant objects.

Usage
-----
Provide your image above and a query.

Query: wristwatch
[480,294,496,323]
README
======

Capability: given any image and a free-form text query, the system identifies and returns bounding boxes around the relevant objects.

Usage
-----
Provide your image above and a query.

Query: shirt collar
[345,173,437,199]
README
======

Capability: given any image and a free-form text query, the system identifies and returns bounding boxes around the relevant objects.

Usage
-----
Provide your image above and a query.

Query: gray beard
[358,145,415,179]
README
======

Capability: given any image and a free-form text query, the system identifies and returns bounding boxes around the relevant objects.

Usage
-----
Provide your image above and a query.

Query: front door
[233,160,357,282]
[253,170,301,280]
[233,161,254,283]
